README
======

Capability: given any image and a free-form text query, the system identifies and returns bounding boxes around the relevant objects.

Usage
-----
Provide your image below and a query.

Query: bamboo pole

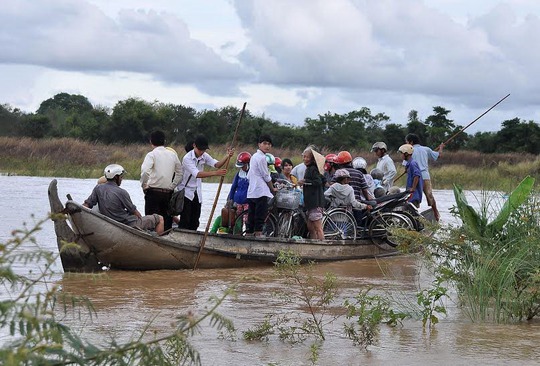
[193,102,247,270]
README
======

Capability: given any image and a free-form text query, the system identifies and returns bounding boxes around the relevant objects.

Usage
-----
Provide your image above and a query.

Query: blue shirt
[412,144,439,180]
[405,159,423,204]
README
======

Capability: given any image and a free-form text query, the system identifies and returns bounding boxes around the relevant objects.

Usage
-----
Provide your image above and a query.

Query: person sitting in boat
[83,164,165,235]
[212,151,251,233]
[324,169,372,213]
[352,157,375,195]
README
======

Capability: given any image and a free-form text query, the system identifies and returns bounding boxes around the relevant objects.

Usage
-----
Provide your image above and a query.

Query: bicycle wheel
[291,210,308,238]
[262,213,277,237]
[277,210,293,238]
[322,208,357,240]
[231,210,277,237]
[232,209,249,235]
[368,212,412,248]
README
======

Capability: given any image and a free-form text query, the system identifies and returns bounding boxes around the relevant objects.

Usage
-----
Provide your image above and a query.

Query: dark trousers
[247,197,269,233]
[144,189,173,231]
[178,193,201,231]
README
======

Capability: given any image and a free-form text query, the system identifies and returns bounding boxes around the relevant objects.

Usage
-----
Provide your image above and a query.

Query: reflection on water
[2,176,539,365]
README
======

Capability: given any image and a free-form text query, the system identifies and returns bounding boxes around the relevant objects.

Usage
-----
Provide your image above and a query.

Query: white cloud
[1,0,540,134]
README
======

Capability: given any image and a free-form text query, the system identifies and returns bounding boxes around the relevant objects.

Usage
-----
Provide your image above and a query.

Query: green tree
[18,114,52,138]
[425,106,455,147]
[466,131,497,153]
[406,110,427,143]
[106,98,160,143]
[381,123,406,152]
[0,103,24,136]
[494,118,540,154]
[37,92,93,114]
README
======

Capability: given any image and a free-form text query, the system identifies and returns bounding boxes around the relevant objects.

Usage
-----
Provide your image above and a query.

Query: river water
[1,175,539,365]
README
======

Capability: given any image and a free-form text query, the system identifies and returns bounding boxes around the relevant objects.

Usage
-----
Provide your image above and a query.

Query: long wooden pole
[193,102,247,270]
[394,93,511,182]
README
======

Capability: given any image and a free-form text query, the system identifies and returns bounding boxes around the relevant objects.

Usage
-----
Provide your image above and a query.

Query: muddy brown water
[2,176,539,365]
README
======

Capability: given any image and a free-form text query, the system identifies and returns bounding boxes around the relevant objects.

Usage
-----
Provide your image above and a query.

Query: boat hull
[48,179,398,271]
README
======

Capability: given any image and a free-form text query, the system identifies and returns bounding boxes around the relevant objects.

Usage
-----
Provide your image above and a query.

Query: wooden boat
[48,179,406,272]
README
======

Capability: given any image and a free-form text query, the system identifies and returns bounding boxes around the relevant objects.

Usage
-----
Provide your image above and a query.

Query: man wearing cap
[141,130,183,231]
[176,134,234,230]
[405,133,444,221]
[86,164,164,235]
[371,141,397,193]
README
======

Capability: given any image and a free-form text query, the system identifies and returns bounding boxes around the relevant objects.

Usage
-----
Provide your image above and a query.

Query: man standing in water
[405,133,444,221]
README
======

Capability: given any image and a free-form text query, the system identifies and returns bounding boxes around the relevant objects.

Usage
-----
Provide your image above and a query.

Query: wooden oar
[193,102,247,270]
[394,93,511,182]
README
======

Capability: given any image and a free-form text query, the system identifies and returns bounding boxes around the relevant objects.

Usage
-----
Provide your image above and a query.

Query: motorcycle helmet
[334,151,353,165]
[104,164,126,179]
[398,144,414,155]
[265,153,275,165]
[235,151,251,168]
[352,157,367,170]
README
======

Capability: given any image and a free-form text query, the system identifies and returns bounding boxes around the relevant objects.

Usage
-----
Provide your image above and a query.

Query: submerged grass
[403,179,540,323]
[1,137,539,190]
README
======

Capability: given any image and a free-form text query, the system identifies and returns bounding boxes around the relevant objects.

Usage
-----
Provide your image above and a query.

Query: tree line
[1,92,539,154]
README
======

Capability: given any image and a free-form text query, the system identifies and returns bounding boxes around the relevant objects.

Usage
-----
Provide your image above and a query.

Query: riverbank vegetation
[1,136,539,191]
[399,176,540,323]
[2,92,540,155]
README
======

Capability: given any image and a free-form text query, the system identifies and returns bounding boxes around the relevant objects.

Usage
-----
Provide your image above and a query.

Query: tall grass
[412,180,540,323]
[1,137,539,190]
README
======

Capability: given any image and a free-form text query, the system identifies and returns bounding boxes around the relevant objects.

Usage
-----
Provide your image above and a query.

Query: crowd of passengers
[83,130,442,239]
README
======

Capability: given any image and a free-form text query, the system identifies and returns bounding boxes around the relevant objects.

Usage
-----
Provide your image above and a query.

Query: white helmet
[104,164,126,179]
[352,157,367,170]
[398,144,414,155]
[371,141,387,152]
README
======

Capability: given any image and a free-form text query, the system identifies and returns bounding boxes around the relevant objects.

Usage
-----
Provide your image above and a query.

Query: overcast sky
[1,0,540,133]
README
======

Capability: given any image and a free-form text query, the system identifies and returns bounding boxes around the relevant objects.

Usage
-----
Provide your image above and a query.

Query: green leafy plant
[416,277,448,328]
[343,288,408,349]
[415,176,540,323]
[0,216,234,365]
[453,176,535,238]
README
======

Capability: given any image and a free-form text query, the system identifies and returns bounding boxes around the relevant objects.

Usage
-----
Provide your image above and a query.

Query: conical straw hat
[311,148,326,175]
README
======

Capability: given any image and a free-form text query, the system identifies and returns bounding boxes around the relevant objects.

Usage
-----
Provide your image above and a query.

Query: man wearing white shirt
[176,135,233,230]
[246,134,277,236]
[371,141,397,193]
[141,130,183,231]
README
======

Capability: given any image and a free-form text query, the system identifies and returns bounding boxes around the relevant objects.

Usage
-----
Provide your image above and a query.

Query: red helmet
[274,156,282,168]
[235,151,251,168]
[334,151,352,165]
[324,153,337,171]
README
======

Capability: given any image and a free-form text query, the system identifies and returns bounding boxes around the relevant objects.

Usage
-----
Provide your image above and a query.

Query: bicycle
[270,179,356,240]
[230,180,293,237]
[322,192,415,248]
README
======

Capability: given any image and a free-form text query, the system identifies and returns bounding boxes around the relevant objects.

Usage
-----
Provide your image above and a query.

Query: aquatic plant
[411,176,540,322]
[343,288,408,350]
[0,216,234,365]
